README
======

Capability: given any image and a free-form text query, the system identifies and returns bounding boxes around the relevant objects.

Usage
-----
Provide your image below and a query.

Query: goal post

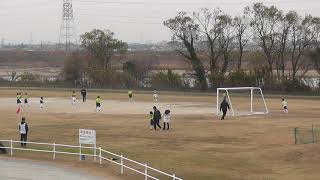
[216,87,269,116]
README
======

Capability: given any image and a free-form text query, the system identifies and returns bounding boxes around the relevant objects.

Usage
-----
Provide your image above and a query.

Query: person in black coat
[153,106,162,130]
[81,88,87,102]
[0,142,7,154]
[220,98,230,120]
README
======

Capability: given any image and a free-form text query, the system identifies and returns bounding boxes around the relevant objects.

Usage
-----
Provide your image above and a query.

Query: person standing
[40,97,44,111]
[81,88,87,102]
[149,111,154,130]
[71,91,76,106]
[19,117,29,148]
[16,93,22,114]
[220,98,230,120]
[163,109,171,130]
[153,91,159,102]
[24,93,30,107]
[96,96,102,112]
[282,98,288,113]
[153,106,162,130]
[128,90,133,102]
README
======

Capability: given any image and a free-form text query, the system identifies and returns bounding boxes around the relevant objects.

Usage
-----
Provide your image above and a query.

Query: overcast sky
[0,0,319,44]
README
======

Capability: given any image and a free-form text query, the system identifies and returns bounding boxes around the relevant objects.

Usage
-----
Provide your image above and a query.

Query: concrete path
[0,158,104,180]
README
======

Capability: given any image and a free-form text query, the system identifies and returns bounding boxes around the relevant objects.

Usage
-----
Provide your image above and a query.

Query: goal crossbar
[216,87,269,116]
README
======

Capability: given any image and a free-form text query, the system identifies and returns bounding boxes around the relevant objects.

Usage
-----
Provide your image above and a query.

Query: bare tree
[288,15,320,80]
[276,11,296,78]
[234,14,250,70]
[217,14,235,75]
[247,3,283,74]
[311,47,320,75]
[193,8,223,74]
[164,12,208,90]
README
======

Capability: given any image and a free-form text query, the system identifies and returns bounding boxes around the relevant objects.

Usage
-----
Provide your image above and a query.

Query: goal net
[216,87,269,116]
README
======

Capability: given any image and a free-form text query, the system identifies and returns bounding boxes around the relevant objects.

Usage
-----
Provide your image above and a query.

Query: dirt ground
[0,88,320,180]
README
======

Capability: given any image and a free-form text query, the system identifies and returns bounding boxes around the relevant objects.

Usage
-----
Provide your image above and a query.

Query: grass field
[1,88,320,180]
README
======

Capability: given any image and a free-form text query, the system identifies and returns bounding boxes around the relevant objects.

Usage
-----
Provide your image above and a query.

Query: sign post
[79,129,97,161]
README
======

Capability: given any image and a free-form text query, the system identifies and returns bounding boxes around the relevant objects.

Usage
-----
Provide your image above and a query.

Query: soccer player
[282,98,288,113]
[17,92,22,105]
[24,93,30,107]
[16,93,22,114]
[153,90,158,102]
[81,88,87,102]
[128,90,133,102]
[71,91,76,106]
[220,97,230,120]
[96,96,102,112]
[40,97,44,111]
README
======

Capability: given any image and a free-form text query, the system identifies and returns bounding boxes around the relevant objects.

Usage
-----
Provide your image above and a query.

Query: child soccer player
[71,91,76,106]
[282,98,288,113]
[17,92,22,105]
[153,90,158,102]
[16,93,22,114]
[39,97,44,111]
[24,93,30,107]
[128,90,133,102]
[149,111,154,130]
[96,96,102,112]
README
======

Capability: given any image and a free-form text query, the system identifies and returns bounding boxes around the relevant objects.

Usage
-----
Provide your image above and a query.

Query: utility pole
[59,0,75,53]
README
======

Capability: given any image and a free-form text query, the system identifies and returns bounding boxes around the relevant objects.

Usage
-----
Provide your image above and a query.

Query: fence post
[10,139,13,156]
[312,125,315,143]
[99,147,102,165]
[53,142,56,160]
[144,163,148,180]
[79,144,82,160]
[120,155,124,174]
[294,128,298,145]
[94,144,97,162]
[173,174,176,180]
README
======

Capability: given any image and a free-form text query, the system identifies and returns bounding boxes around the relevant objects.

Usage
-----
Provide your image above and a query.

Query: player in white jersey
[153,91,158,102]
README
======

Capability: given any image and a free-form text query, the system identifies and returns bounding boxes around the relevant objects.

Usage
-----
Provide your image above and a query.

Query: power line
[74,0,319,6]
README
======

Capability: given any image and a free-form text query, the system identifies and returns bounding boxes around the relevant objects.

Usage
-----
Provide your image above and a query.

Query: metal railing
[0,139,182,180]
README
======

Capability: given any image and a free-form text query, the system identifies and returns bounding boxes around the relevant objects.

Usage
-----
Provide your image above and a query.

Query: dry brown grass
[0,88,320,180]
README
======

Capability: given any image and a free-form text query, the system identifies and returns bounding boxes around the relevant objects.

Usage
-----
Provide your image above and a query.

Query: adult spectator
[153,106,162,130]
[220,98,230,120]
[19,117,29,148]
[81,88,87,102]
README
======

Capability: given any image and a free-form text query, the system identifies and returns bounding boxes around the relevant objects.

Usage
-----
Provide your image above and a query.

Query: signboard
[79,129,96,145]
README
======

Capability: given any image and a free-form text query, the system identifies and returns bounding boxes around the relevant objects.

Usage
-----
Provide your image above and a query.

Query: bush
[282,78,311,92]
[18,72,41,83]
[225,70,257,87]
[151,70,184,89]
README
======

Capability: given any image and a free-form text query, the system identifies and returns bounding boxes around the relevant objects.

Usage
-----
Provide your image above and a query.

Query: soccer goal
[216,87,269,116]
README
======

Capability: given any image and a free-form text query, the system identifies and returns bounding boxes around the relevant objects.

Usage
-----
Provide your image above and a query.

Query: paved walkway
[0,158,104,180]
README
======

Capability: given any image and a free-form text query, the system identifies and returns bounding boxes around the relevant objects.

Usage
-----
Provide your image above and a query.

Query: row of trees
[164,3,320,90]
[60,3,320,91]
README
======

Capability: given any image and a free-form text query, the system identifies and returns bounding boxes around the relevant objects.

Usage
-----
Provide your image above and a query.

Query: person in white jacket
[162,109,171,130]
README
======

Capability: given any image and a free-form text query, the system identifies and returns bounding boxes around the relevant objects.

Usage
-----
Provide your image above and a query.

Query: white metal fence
[0,140,182,180]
